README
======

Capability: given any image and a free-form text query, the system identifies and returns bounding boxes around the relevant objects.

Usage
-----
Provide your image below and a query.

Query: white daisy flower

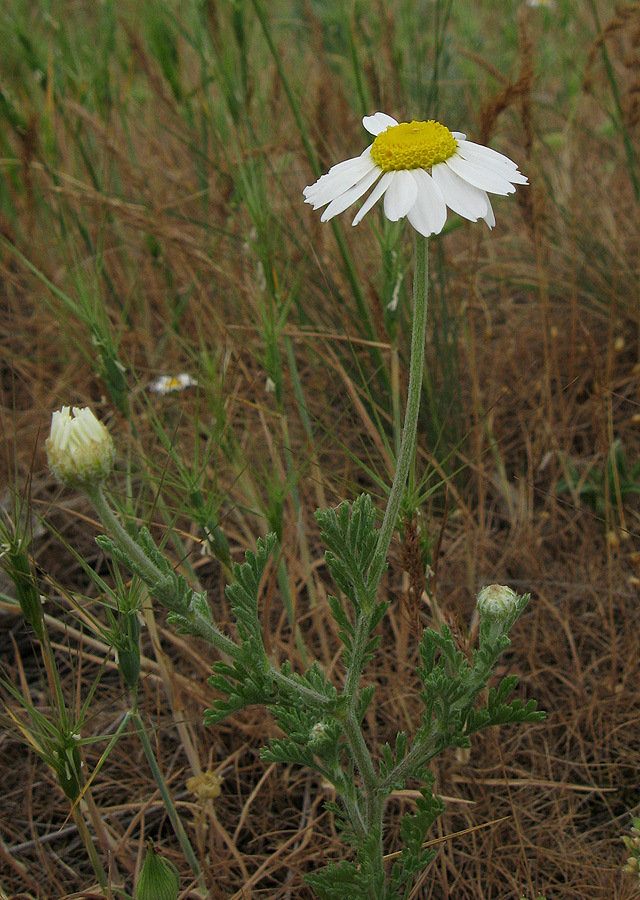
[149,373,198,395]
[303,112,527,237]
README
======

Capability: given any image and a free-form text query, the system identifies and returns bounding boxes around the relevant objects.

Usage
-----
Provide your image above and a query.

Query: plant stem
[271,669,334,710]
[131,709,207,896]
[70,804,109,890]
[341,708,379,825]
[85,484,240,659]
[86,485,174,590]
[338,235,430,899]
[86,485,335,714]
[369,235,429,593]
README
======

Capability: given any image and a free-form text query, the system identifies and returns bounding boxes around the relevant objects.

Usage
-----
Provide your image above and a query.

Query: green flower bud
[53,734,83,802]
[136,843,180,900]
[476,583,518,623]
[116,611,141,691]
[3,541,44,640]
[46,406,115,488]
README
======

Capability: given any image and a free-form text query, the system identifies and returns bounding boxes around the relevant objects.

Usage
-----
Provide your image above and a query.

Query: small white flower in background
[46,406,115,488]
[476,583,518,623]
[149,373,198,395]
[265,376,276,394]
[303,112,527,237]
[526,0,555,7]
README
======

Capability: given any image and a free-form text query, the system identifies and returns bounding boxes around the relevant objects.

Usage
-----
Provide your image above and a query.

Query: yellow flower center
[370,120,458,172]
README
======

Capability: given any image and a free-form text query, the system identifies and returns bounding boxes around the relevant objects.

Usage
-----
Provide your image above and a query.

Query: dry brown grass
[1,2,640,898]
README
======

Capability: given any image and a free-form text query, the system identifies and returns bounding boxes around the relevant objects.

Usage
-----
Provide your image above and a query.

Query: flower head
[150,373,198,395]
[46,406,115,488]
[186,771,222,802]
[303,112,527,237]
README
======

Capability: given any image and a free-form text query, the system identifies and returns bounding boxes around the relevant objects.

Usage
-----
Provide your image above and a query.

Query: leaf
[226,533,278,644]
[356,685,375,722]
[305,862,369,900]
[379,732,408,789]
[203,535,283,723]
[315,494,379,611]
[260,737,319,769]
[327,595,354,636]
[389,779,445,893]
[305,826,388,899]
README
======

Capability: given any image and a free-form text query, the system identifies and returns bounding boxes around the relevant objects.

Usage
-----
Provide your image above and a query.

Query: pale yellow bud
[46,406,115,488]
[186,771,222,801]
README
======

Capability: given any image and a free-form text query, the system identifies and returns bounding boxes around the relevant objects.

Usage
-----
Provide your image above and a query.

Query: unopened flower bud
[115,611,141,691]
[1,536,44,640]
[136,843,180,900]
[477,584,518,623]
[624,855,639,876]
[46,406,114,488]
[53,734,83,802]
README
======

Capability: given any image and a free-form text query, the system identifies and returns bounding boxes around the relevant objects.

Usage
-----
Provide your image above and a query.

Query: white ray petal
[383,170,419,221]
[320,166,383,221]
[452,131,467,140]
[456,144,528,183]
[304,151,378,207]
[457,139,521,170]
[352,171,395,226]
[482,194,495,229]
[445,155,516,195]
[406,169,447,237]
[363,112,398,136]
[431,163,490,221]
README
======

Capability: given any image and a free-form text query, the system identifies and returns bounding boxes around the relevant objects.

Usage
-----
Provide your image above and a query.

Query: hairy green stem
[343,611,374,702]
[85,484,239,659]
[379,723,441,795]
[271,670,334,711]
[369,235,429,593]
[86,486,335,716]
[339,602,378,825]
[86,485,168,589]
[338,235,430,897]
[337,785,367,841]
[340,709,378,825]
